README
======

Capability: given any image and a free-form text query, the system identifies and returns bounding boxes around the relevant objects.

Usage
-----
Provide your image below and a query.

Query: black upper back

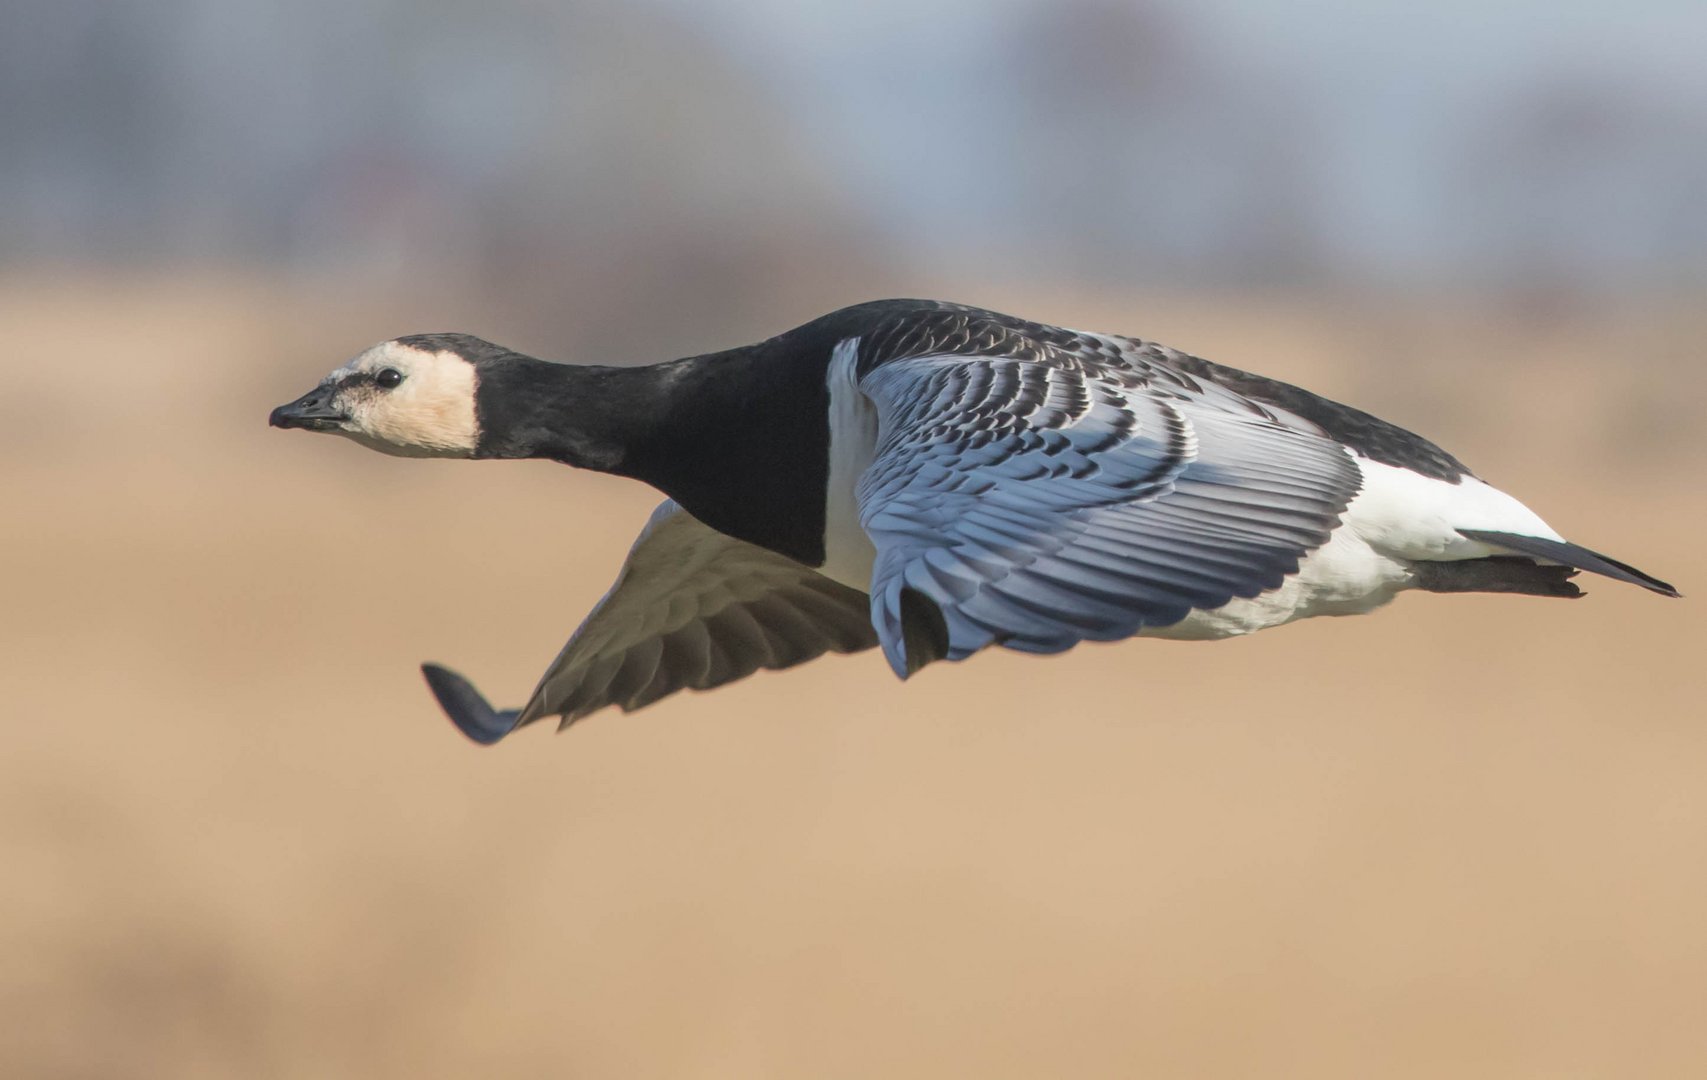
[1150,350,1470,482]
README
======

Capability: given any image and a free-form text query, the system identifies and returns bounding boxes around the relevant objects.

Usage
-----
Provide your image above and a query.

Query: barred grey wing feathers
[855,352,1364,676]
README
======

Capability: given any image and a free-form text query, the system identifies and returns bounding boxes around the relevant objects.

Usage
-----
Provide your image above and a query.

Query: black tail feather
[1457,530,1680,598]
[1413,556,1583,598]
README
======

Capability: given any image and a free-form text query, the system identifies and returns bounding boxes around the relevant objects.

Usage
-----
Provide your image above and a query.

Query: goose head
[269,334,500,458]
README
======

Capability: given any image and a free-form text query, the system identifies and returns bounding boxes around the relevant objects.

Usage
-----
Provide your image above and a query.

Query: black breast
[616,337,837,567]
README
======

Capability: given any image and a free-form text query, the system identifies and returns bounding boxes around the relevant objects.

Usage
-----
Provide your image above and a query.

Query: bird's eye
[375,368,404,390]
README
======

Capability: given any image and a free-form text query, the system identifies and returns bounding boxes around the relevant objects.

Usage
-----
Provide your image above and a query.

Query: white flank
[1342,457,1563,558]
[820,337,879,591]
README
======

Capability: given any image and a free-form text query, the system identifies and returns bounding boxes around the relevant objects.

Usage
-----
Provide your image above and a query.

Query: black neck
[473,343,833,566]
[473,356,673,472]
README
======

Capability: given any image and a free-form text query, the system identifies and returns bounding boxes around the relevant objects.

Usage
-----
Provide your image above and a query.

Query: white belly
[1141,522,1409,639]
[1144,454,1565,639]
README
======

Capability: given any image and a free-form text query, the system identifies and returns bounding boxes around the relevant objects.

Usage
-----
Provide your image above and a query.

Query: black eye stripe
[335,369,406,391]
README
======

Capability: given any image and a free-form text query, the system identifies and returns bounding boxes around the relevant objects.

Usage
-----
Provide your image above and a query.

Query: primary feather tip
[421,663,521,745]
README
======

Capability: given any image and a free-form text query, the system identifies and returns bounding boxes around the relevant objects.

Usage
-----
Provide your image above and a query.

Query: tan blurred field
[5,275,1705,1078]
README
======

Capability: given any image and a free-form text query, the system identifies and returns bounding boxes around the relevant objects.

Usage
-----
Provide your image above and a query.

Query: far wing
[424,501,877,743]
[856,355,1364,676]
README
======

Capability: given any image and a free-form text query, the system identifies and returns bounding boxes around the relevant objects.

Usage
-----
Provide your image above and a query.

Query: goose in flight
[269,300,1677,743]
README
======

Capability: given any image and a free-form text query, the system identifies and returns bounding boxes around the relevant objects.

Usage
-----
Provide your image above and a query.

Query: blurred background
[4,1,1705,1077]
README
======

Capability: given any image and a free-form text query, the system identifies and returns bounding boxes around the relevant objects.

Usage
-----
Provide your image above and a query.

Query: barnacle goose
[270,300,1678,744]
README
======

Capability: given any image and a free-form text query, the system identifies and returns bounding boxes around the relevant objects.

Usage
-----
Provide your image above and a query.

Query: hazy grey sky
[651,0,1707,283]
[5,0,1703,288]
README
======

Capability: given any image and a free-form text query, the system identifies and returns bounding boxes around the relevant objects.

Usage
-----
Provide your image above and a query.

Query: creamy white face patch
[326,341,480,457]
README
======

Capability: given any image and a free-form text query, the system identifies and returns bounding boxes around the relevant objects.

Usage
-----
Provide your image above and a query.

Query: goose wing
[424,501,877,743]
[855,349,1365,676]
